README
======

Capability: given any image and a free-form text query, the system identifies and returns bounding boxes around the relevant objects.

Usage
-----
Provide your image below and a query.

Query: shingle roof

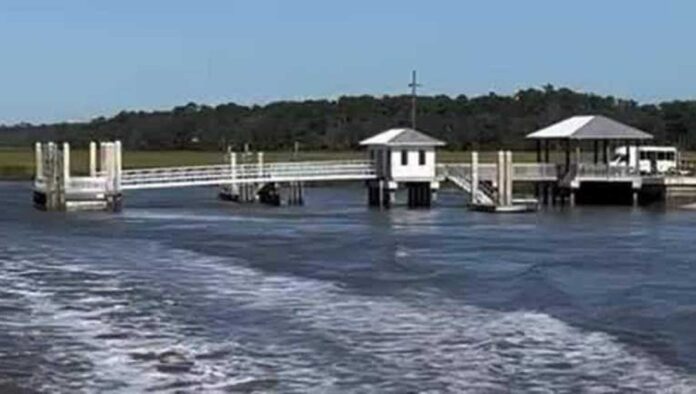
[526,115,653,140]
[359,128,446,146]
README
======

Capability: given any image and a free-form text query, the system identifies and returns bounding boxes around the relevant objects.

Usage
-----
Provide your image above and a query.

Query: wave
[1,238,695,393]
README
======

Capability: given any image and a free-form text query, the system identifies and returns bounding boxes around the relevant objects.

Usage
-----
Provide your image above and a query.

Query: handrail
[439,164,495,205]
[574,163,640,178]
[119,160,377,188]
[436,163,557,181]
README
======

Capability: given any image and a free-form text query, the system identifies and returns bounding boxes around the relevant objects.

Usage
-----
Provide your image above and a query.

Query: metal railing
[119,160,377,190]
[574,163,640,179]
[512,163,558,181]
[34,176,108,194]
[436,163,557,182]
[438,164,496,205]
[67,177,108,194]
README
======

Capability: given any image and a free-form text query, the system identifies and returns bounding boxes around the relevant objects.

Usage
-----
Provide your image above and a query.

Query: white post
[505,151,513,206]
[89,141,97,176]
[497,151,505,206]
[114,141,122,193]
[471,151,479,204]
[46,142,56,209]
[62,142,71,186]
[100,142,107,177]
[230,151,238,195]
[230,151,237,179]
[257,151,264,178]
[35,142,43,180]
[105,143,114,195]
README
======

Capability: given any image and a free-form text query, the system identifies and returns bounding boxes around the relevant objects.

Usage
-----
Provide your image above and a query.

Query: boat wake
[0,238,695,393]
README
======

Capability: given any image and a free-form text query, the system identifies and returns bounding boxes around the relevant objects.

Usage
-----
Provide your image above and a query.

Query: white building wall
[389,147,436,181]
[368,147,393,178]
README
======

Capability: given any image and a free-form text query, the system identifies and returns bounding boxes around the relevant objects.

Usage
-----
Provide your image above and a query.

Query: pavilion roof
[526,115,653,140]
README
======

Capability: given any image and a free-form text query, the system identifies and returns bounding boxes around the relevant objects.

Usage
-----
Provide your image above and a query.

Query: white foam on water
[0,253,285,393]
[136,245,696,393]
[120,209,275,224]
[2,238,696,393]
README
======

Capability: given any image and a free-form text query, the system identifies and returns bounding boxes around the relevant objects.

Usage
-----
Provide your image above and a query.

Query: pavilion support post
[562,139,571,207]
[535,141,541,201]
[543,140,550,206]
[603,140,609,165]
[564,139,571,174]
[575,143,581,165]
[593,140,599,164]
[625,140,631,171]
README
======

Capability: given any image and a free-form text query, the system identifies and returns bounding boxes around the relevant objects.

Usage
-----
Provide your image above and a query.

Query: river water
[1,181,696,393]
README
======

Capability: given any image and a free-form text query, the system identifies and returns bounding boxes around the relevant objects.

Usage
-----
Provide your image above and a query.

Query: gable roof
[360,128,446,146]
[526,115,653,140]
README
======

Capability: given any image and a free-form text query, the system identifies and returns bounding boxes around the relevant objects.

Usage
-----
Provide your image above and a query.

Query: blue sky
[0,0,694,124]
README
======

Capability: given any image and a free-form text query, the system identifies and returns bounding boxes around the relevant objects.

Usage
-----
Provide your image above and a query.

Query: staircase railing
[438,164,495,205]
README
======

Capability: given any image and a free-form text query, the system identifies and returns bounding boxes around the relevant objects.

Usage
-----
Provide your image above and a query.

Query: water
[1,181,696,393]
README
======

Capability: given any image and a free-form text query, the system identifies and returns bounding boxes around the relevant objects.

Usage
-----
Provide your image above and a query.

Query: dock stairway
[439,164,495,205]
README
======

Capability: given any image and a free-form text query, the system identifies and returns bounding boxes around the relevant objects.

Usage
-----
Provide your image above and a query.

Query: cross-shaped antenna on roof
[408,70,421,130]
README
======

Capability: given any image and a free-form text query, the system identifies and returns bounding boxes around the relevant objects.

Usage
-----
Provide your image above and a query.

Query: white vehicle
[610,146,678,174]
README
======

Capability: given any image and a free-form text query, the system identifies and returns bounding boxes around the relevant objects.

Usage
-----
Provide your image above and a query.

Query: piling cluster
[33,141,122,211]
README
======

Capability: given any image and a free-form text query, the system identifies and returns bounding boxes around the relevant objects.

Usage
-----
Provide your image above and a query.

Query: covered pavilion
[526,115,654,173]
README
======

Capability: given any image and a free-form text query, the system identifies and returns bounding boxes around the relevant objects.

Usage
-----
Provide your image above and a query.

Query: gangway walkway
[119,160,376,190]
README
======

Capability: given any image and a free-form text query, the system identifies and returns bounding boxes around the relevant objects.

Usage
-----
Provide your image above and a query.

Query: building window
[401,150,408,165]
[419,150,426,165]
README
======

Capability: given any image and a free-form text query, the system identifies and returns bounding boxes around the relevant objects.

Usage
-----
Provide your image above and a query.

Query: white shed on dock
[360,128,445,208]
[360,128,445,182]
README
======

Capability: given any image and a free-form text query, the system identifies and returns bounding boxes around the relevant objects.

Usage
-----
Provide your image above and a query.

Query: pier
[32,118,696,212]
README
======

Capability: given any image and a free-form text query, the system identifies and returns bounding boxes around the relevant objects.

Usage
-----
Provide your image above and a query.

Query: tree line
[1,85,696,151]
